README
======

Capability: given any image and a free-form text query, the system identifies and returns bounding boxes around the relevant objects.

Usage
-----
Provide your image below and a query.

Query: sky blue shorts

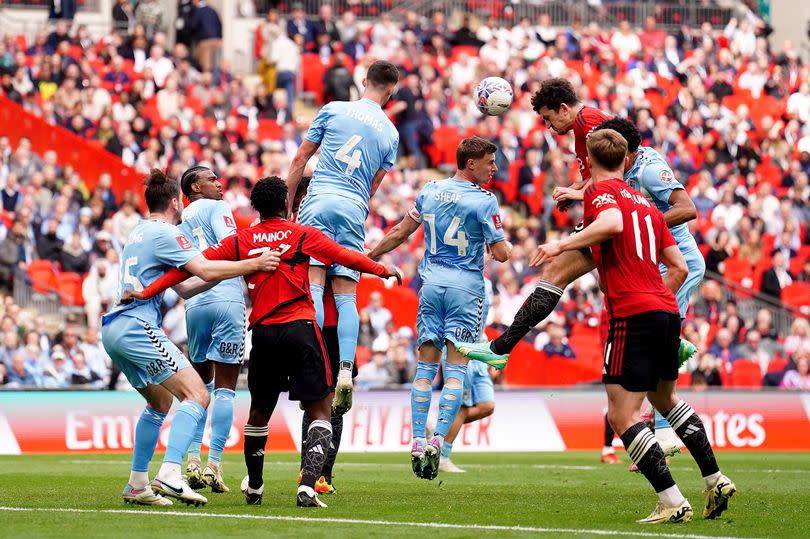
[417,284,484,350]
[101,314,190,389]
[661,248,706,318]
[186,301,246,364]
[297,194,366,282]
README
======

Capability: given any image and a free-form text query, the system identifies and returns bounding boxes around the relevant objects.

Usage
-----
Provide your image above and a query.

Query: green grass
[0,451,805,538]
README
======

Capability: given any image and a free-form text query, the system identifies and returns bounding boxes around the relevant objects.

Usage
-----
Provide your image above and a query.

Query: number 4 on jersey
[336,135,363,175]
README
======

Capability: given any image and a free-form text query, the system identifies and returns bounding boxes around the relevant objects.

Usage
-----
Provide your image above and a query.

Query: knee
[606,410,625,435]
[187,381,211,409]
[537,258,567,288]
[478,401,495,418]
[149,394,173,415]
[247,410,269,427]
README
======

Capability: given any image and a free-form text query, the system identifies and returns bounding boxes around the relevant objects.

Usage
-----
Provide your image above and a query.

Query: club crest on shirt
[176,235,192,250]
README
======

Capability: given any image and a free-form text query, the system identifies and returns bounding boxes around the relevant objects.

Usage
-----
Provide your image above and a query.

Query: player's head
[457,136,498,184]
[180,165,222,201]
[144,168,183,222]
[291,176,311,216]
[585,129,628,180]
[531,78,580,135]
[593,118,641,172]
[363,60,400,105]
[251,176,288,219]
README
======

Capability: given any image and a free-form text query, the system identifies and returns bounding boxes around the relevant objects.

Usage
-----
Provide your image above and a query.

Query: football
[474,77,514,116]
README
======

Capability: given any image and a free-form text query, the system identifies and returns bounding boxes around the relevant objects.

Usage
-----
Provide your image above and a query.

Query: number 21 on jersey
[423,213,469,256]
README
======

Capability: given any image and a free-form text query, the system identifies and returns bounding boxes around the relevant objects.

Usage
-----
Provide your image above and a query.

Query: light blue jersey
[304,98,399,210]
[409,179,505,297]
[102,219,201,328]
[178,198,244,310]
[624,146,698,255]
[625,146,705,317]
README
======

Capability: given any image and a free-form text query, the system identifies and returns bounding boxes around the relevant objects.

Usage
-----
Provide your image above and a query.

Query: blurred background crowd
[0,0,808,391]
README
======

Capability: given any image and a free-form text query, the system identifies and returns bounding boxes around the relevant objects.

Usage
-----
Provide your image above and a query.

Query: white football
[475,77,514,116]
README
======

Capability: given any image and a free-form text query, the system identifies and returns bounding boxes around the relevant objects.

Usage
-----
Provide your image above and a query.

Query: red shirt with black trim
[573,106,612,181]
[583,178,679,320]
[141,218,389,327]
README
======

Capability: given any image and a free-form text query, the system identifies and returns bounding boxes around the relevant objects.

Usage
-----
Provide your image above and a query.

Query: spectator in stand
[784,319,810,357]
[6,350,40,388]
[60,232,89,274]
[82,254,118,326]
[70,350,103,387]
[0,221,32,290]
[144,45,174,88]
[385,345,415,387]
[112,0,134,34]
[780,349,810,390]
[189,0,222,73]
[692,352,723,386]
[709,328,740,370]
[269,31,299,118]
[610,20,641,63]
[760,250,793,300]
[542,323,576,359]
[356,348,389,390]
[324,53,355,103]
[363,291,392,336]
[110,200,139,245]
[705,229,733,275]
[737,330,775,375]
[42,347,71,388]
[737,228,764,267]
[286,2,316,47]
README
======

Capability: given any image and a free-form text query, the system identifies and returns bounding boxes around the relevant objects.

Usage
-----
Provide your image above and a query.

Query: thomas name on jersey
[345,107,385,132]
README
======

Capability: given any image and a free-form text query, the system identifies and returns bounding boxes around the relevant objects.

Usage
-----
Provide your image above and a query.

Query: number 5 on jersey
[423,213,469,256]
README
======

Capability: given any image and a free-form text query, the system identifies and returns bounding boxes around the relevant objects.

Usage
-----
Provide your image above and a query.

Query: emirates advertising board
[1,390,808,455]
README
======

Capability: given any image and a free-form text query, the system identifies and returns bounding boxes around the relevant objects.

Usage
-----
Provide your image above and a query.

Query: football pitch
[0,452,805,538]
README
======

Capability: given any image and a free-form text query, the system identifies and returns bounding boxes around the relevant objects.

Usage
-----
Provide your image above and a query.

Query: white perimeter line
[0,506,763,539]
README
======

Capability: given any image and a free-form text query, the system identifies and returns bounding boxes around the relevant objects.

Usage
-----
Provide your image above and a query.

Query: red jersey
[141,219,388,327]
[583,179,679,320]
[573,106,612,181]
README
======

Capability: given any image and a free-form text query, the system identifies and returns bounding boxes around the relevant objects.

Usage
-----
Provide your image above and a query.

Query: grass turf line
[0,452,805,538]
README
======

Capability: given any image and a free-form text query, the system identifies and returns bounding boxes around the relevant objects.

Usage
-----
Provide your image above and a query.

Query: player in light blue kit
[368,137,511,480]
[176,166,246,493]
[101,170,278,507]
[557,118,704,463]
[287,60,400,415]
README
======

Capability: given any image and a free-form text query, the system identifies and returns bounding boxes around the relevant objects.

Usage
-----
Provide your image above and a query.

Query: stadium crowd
[0,3,808,390]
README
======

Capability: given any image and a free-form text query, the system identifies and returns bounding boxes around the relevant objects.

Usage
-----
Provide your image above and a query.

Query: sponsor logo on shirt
[492,214,503,230]
[593,193,617,208]
[176,235,192,250]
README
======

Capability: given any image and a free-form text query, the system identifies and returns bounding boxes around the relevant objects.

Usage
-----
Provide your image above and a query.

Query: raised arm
[663,189,698,227]
[367,215,421,260]
[304,227,401,283]
[286,139,320,215]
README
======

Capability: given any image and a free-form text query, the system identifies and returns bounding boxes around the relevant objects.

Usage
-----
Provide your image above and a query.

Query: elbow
[684,207,698,222]
[493,250,509,263]
[609,220,624,235]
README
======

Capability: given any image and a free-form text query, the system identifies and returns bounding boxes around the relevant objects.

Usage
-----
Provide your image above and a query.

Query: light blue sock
[132,407,166,472]
[208,387,235,464]
[441,440,454,459]
[310,283,325,328]
[435,363,467,438]
[163,400,206,465]
[335,293,359,366]
[654,410,671,430]
[411,361,439,439]
[188,381,213,458]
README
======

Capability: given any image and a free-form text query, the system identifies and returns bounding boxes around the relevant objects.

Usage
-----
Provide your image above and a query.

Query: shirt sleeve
[574,126,591,181]
[302,226,388,277]
[155,224,201,269]
[478,195,506,245]
[641,161,683,208]
[203,233,239,261]
[304,103,331,145]
[407,187,426,223]
[210,201,238,243]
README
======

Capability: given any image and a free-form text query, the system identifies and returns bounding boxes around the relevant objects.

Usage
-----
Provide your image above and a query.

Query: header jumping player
[533,129,735,524]
[287,60,401,415]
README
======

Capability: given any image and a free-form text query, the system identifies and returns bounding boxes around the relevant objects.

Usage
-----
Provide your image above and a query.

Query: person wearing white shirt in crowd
[363,291,392,335]
[479,36,510,73]
[610,21,641,62]
[787,82,810,124]
[143,44,174,88]
[356,348,390,390]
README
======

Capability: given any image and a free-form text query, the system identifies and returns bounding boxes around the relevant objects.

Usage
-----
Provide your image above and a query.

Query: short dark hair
[593,117,641,153]
[456,136,497,169]
[180,165,212,197]
[144,169,181,213]
[586,129,628,171]
[366,60,400,88]
[250,176,288,218]
[531,78,578,113]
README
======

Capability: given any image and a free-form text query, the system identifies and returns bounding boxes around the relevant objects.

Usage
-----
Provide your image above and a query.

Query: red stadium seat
[27,261,58,294]
[730,359,762,388]
[722,257,753,286]
[56,272,85,306]
[767,357,788,374]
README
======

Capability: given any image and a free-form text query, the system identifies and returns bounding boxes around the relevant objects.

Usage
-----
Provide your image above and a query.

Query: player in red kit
[533,129,735,524]
[458,78,614,365]
[122,176,400,509]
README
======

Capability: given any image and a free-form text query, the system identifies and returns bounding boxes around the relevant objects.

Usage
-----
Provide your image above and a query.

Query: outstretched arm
[367,215,421,260]
[286,139,320,215]
[304,227,401,283]
[663,189,697,227]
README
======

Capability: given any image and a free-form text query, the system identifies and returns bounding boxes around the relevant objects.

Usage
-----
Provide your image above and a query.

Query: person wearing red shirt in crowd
[123,176,400,509]
[532,129,736,524]
[458,78,612,363]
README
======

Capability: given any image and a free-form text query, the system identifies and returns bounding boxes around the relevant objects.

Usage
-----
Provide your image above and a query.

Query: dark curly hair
[144,169,180,213]
[531,78,578,113]
[250,176,288,219]
[592,117,641,153]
